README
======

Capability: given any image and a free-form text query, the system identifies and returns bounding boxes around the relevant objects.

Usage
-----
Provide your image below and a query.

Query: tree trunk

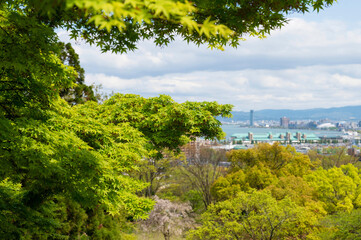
[163,229,170,240]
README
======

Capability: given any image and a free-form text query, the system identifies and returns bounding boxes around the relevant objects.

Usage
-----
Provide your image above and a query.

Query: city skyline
[222,104,361,123]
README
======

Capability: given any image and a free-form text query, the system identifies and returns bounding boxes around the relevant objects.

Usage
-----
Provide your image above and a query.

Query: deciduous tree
[188,191,318,240]
[180,145,227,209]
[304,164,361,213]
[3,0,336,53]
[319,208,361,240]
[227,143,313,177]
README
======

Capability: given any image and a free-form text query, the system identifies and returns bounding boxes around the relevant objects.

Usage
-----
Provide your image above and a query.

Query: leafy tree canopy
[0,89,232,237]
[227,143,313,177]
[100,94,231,158]
[319,208,361,240]
[211,162,279,201]
[188,190,318,240]
[304,164,361,213]
[3,0,335,52]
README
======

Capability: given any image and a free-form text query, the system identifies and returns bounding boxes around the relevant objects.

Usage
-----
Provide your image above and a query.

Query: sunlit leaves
[0,96,156,237]
[100,93,232,158]
[68,0,202,35]
[188,191,316,240]
[319,208,361,239]
[227,143,313,177]
[304,164,361,213]
[0,7,76,117]
[6,0,336,52]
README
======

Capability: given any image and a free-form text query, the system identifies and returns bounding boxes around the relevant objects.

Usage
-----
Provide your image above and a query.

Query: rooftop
[232,132,320,142]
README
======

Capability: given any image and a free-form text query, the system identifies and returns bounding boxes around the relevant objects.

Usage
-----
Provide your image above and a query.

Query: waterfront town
[197,109,361,157]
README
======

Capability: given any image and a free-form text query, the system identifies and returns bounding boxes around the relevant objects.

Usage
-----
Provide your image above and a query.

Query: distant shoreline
[221,124,340,131]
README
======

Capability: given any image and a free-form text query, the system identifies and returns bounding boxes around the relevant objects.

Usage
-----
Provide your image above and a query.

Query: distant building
[231,131,319,144]
[350,122,358,129]
[250,110,254,127]
[359,121,361,127]
[288,121,298,129]
[319,118,330,124]
[307,121,318,129]
[280,117,290,128]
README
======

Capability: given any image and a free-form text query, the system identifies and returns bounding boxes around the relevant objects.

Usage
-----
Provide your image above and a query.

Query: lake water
[221,125,342,140]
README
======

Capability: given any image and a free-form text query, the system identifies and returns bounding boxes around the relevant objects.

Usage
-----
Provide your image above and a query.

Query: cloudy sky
[59,0,361,111]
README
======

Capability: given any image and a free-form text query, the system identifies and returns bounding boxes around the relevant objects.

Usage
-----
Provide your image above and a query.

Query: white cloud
[67,17,361,78]
[333,74,361,88]
[58,9,361,111]
[86,64,361,111]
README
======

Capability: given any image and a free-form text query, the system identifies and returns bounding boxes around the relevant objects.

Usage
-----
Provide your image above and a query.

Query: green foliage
[212,143,313,201]
[211,170,249,202]
[188,191,318,240]
[183,190,205,213]
[204,144,361,240]
[58,42,97,105]
[3,0,336,53]
[266,175,323,210]
[134,150,184,197]
[227,143,313,177]
[211,163,279,201]
[304,164,361,213]
[0,5,75,118]
[265,175,328,225]
[97,94,232,203]
[0,99,155,237]
[0,73,230,238]
[82,206,136,240]
[155,170,206,213]
[1,90,233,237]
[319,209,361,240]
[101,94,232,158]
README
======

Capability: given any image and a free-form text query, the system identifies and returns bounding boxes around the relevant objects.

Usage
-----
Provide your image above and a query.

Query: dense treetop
[191,145,361,240]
